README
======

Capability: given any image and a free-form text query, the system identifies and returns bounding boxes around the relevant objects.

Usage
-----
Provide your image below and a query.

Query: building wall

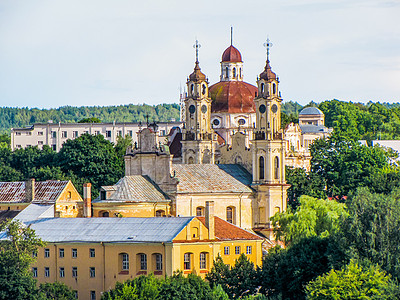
[0,203,29,211]
[54,181,83,218]
[11,122,182,151]
[92,202,171,218]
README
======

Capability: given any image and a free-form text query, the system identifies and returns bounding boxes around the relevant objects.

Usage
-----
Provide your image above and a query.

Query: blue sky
[0,0,399,108]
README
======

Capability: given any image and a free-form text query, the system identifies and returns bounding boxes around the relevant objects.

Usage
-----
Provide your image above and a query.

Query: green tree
[0,220,45,300]
[271,195,348,245]
[38,282,76,300]
[115,134,133,158]
[78,117,101,123]
[305,260,400,299]
[57,134,123,194]
[340,187,400,280]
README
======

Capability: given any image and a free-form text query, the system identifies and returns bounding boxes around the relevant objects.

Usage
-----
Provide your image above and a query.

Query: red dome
[222,45,242,62]
[209,81,257,113]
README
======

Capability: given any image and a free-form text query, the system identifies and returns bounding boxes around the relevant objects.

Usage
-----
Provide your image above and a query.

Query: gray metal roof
[15,204,54,222]
[300,124,330,134]
[299,107,324,115]
[19,217,194,243]
[94,176,169,203]
[172,164,253,194]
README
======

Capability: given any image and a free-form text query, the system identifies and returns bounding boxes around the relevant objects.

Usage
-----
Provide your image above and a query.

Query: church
[92,37,313,239]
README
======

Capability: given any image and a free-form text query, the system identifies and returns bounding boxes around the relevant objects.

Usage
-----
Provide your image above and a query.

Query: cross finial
[263,37,273,62]
[193,39,201,63]
[230,26,233,46]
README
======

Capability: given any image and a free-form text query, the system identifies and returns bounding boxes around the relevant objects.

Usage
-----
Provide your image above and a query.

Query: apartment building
[11,121,183,151]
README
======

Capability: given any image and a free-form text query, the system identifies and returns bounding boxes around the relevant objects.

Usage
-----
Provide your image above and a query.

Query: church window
[156,210,165,217]
[190,84,194,95]
[196,206,204,216]
[188,157,194,164]
[240,68,242,78]
[233,68,236,78]
[274,156,279,179]
[259,156,265,180]
[225,67,229,78]
[226,207,235,224]
[238,118,246,125]
[202,84,206,95]
[261,83,265,94]
[212,119,220,126]
[273,83,276,94]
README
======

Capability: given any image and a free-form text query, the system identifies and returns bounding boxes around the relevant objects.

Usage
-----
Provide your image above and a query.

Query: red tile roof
[222,45,242,62]
[197,216,262,241]
[0,181,69,204]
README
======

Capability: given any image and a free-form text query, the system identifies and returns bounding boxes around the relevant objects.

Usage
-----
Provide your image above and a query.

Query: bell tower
[181,40,216,164]
[251,39,289,237]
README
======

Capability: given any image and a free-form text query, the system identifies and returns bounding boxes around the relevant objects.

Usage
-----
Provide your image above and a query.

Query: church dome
[222,45,242,62]
[259,60,276,81]
[209,81,257,113]
[188,62,206,82]
[299,107,324,115]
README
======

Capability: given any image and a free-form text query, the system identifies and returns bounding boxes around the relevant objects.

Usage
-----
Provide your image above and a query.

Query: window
[259,156,265,180]
[90,291,96,300]
[16,144,21,148]
[200,252,207,269]
[100,191,106,200]
[52,131,56,138]
[90,267,96,278]
[45,267,50,277]
[128,130,133,137]
[59,248,64,258]
[261,83,265,94]
[122,253,129,270]
[32,267,38,277]
[16,132,21,136]
[52,145,56,151]
[38,141,43,145]
[67,191,71,199]
[246,246,252,255]
[184,253,191,270]
[59,267,65,278]
[155,253,163,271]
[106,131,111,138]
[274,156,279,179]
[238,118,246,125]
[90,248,95,258]
[38,131,43,136]
[156,210,165,217]
[226,207,234,224]
[235,246,241,255]
[74,291,78,299]
[27,131,32,135]
[273,83,276,94]
[62,131,67,138]
[44,248,50,258]
[212,119,220,126]
[225,67,229,78]
[84,131,89,134]
[196,206,204,216]
[140,254,147,270]
[32,251,37,258]
[233,68,236,78]
[73,131,78,138]
[224,246,230,255]
[192,227,199,238]
[95,131,100,136]
[202,84,206,95]
[117,130,122,136]
[72,267,78,278]
[72,248,77,258]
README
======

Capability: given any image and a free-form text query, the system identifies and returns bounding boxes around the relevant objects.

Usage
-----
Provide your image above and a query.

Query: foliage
[0,220,45,300]
[340,187,400,280]
[305,260,400,299]
[0,103,180,132]
[285,167,325,208]
[78,117,101,123]
[115,134,133,158]
[101,274,161,300]
[259,237,345,300]
[206,254,258,299]
[38,282,76,300]
[271,196,348,245]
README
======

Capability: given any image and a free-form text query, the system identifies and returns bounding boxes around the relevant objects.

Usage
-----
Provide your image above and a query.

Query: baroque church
[93,37,331,239]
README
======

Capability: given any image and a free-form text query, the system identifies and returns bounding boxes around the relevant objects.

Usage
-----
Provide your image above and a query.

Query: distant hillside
[0,103,181,132]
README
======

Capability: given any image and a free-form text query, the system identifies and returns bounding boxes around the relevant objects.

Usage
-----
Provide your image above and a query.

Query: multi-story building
[11,121,182,151]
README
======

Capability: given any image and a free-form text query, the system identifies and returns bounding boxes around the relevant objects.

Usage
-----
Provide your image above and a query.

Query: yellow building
[0,179,83,218]
[24,202,262,300]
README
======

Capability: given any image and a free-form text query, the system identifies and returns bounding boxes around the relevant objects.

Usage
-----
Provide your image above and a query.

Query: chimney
[83,183,92,218]
[25,178,35,202]
[205,201,215,240]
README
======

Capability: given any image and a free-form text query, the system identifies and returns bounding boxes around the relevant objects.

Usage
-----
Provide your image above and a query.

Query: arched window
[137,253,147,271]
[192,227,199,239]
[184,253,192,270]
[273,83,276,94]
[202,84,206,95]
[190,84,194,95]
[233,68,236,78]
[259,156,265,180]
[240,68,242,78]
[261,83,264,94]
[188,157,194,164]
[102,211,109,217]
[156,210,165,217]
[226,207,235,224]
[200,252,208,269]
[274,156,279,179]
[225,67,229,78]
[119,253,129,272]
[196,207,204,216]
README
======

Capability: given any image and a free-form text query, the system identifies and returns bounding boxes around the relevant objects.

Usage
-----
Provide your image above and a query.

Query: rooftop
[299,107,324,116]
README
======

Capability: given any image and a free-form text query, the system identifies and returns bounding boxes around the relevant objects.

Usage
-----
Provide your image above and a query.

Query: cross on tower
[193,39,201,63]
[263,37,273,62]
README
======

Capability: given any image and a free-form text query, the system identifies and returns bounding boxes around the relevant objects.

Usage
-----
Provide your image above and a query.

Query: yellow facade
[55,181,83,218]
[92,202,170,218]
[31,217,263,300]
